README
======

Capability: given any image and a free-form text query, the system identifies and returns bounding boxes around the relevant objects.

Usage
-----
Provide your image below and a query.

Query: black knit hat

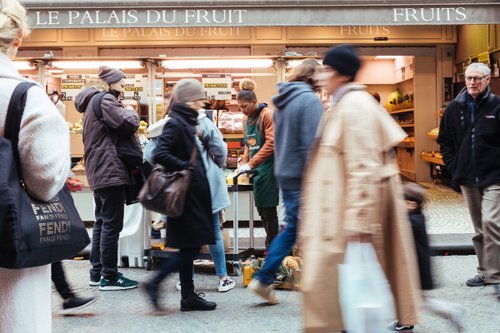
[323,45,361,79]
[98,66,125,84]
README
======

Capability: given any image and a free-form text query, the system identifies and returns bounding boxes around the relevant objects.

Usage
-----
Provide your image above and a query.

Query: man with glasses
[438,62,500,301]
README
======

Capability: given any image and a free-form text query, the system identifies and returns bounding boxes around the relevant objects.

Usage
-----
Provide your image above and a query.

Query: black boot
[143,281,162,311]
[180,292,216,311]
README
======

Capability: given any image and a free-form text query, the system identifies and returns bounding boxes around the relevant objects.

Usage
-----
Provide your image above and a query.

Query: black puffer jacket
[154,103,214,248]
[437,86,500,187]
[74,87,140,190]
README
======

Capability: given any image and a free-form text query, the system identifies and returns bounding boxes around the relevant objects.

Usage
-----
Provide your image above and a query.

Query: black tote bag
[0,82,90,269]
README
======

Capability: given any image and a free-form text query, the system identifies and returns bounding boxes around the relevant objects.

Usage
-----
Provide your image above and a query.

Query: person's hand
[238,163,251,173]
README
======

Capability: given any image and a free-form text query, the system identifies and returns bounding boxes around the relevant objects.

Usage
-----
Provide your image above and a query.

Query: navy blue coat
[153,103,214,248]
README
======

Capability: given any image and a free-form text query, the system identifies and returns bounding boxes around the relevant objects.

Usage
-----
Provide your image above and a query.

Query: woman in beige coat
[300,45,421,333]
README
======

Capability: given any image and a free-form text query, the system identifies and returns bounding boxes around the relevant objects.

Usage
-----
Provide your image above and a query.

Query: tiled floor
[228,181,474,251]
[421,182,474,235]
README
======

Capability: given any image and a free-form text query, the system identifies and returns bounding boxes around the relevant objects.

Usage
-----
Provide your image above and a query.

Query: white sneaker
[248,279,278,304]
[218,278,236,292]
[176,281,182,291]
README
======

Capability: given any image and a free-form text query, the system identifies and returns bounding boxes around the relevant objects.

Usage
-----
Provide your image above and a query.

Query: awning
[21,1,500,28]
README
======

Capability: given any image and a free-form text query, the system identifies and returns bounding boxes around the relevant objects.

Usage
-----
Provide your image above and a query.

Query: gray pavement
[53,255,500,333]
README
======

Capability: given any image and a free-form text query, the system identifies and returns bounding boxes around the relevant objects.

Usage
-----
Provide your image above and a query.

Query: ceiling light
[162,59,273,69]
[374,56,399,60]
[13,61,34,70]
[51,60,144,69]
[286,59,322,68]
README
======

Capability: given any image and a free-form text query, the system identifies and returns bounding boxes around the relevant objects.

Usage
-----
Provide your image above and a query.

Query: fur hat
[98,66,125,84]
[323,44,361,79]
[173,79,205,103]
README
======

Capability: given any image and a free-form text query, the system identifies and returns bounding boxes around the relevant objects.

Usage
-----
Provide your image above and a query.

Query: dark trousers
[257,206,279,249]
[51,261,74,300]
[90,186,125,280]
[150,247,200,299]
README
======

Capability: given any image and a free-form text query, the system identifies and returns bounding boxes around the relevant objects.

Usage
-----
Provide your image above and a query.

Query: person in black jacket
[389,183,466,332]
[437,62,500,300]
[142,79,216,312]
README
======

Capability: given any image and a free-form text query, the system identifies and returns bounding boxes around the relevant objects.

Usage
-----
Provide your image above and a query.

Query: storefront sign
[61,75,87,102]
[123,74,147,102]
[25,5,499,28]
[202,74,232,101]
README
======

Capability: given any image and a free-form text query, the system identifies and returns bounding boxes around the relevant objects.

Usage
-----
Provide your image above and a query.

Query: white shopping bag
[339,242,396,333]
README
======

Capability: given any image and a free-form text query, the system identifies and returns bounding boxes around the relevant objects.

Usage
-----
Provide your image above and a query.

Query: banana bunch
[137,120,148,134]
[71,119,83,134]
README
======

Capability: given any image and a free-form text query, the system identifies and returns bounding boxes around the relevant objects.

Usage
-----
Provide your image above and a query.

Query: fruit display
[137,120,148,134]
[421,150,443,159]
[397,119,414,126]
[68,119,83,134]
[71,159,85,174]
[386,88,414,111]
[66,177,83,192]
[428,127,439,138]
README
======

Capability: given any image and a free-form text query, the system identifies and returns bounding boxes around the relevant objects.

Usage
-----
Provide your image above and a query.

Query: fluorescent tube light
[51,60,144,69]
[13,61,34,70]
[286,59,322,68]
[374,56,399,60]
[162,59,273,69]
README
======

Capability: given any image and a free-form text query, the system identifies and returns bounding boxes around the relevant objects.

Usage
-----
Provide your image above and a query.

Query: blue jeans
[209,212,227,278]
[254,190,301,285]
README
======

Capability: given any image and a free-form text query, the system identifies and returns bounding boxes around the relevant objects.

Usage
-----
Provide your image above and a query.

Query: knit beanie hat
[173,79,205,103]
[323,44,361,79]
[98,66,125,84]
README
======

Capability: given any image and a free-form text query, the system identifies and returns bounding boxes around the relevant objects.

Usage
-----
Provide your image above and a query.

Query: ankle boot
[180,292,216,311]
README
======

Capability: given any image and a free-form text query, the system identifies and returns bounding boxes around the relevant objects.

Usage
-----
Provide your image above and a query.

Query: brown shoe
[248,279,278,304]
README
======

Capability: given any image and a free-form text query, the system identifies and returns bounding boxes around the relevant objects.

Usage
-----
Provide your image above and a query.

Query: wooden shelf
[397,142,415,148]
[420,155,444,165]
[400,169,417,181]
[389,108,414,115]
[400,124,415,128]
[395,76,414,84]
[427,133,438,140]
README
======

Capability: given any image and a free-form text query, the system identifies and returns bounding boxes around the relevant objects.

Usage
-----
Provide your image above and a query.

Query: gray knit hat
[98,66,125,84]
[173,79,205,104]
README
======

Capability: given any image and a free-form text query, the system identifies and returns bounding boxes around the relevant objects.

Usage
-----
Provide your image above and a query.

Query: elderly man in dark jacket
[438,62,500,300]
[75,66,140,291]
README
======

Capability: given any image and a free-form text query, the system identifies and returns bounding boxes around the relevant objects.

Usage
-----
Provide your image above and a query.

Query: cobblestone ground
[52,255,499,333]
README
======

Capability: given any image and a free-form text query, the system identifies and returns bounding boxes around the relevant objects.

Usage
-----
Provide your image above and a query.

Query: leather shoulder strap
[4,82,37,168]
[91,91,108,122]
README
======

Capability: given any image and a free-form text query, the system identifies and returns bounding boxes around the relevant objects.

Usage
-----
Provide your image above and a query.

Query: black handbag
[125,161,152,205]
[138,145,197,218]
[91,92,143,170]
[0,82,90,269]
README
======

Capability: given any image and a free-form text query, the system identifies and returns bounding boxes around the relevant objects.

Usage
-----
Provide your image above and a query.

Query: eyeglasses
[465,76,486,83]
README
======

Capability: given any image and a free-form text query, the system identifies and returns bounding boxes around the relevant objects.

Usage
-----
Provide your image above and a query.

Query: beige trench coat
[299,84,421,333]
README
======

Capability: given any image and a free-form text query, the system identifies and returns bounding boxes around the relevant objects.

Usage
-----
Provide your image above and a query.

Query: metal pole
[146,60,157,124]
[249,189,254,249]
[232,184,239,258]
[37,61,46,86]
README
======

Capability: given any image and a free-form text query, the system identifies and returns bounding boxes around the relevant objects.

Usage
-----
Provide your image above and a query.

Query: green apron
[244,113,279,207]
